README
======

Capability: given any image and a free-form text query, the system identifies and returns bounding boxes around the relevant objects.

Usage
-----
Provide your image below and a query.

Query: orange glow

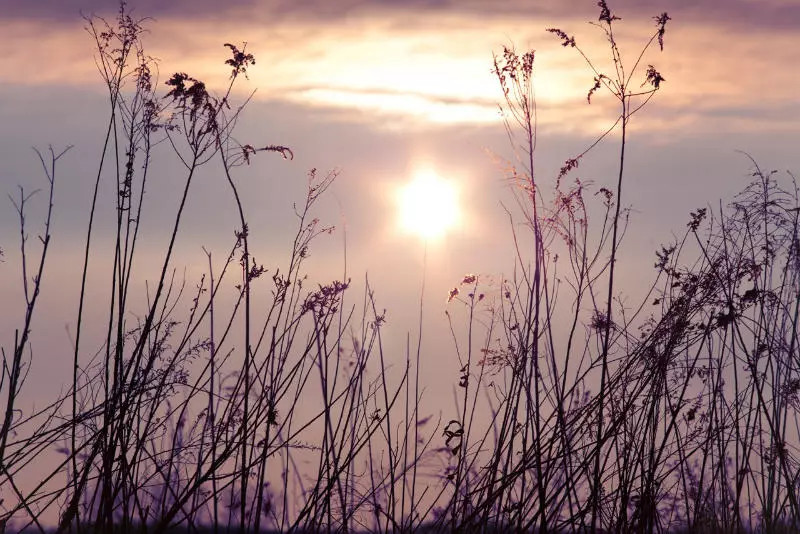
[1,10,797,134]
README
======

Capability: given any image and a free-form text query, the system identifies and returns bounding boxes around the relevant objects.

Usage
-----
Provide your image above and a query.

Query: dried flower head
[654,12,671,51]
[224,42,255,79]
[557,157,581,187]
[688,208,707,231]
[590,310,613,331]
[547,28,576,48]
[643,65,666,90]
[597,0,621,24]
[447,287,460,302]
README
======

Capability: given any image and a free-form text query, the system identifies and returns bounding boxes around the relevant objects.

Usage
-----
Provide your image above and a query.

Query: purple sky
[2,0,798,389]
[1,0,799,520]
[2,0,799,30]
[1,0,798,382]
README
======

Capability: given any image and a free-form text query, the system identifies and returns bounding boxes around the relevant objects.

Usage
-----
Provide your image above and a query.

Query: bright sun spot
[397,170,460,240]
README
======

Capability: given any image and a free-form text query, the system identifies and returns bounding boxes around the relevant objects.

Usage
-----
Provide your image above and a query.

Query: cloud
[0,0,253,20]
[3,0,799,32]
[0,0,796,137]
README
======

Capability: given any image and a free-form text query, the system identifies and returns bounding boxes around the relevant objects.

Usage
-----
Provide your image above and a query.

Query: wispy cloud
[0,0,797,135]
[4,0,799,30]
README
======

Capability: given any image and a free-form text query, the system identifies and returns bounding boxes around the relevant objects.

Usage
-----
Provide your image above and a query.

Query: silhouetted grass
[2,1,799,533]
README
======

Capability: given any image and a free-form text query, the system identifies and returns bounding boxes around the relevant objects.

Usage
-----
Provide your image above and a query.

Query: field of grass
[2,2,800,533]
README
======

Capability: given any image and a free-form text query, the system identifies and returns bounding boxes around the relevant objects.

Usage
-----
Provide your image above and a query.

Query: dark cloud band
[1,0,797,32]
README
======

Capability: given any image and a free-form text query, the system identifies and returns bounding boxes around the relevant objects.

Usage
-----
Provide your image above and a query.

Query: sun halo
[396,170,460,241]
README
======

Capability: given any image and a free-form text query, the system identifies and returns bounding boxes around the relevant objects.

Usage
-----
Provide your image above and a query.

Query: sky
[0,0,799,513]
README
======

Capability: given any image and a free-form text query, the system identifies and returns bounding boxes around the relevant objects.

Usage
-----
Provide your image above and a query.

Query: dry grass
[2,2,799,533]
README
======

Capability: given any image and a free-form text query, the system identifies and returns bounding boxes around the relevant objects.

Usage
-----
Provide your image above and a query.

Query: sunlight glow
[295,88,499,125]
[397,170,460,240]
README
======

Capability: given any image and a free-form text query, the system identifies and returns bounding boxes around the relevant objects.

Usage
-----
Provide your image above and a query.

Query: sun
[397,170,460,240]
